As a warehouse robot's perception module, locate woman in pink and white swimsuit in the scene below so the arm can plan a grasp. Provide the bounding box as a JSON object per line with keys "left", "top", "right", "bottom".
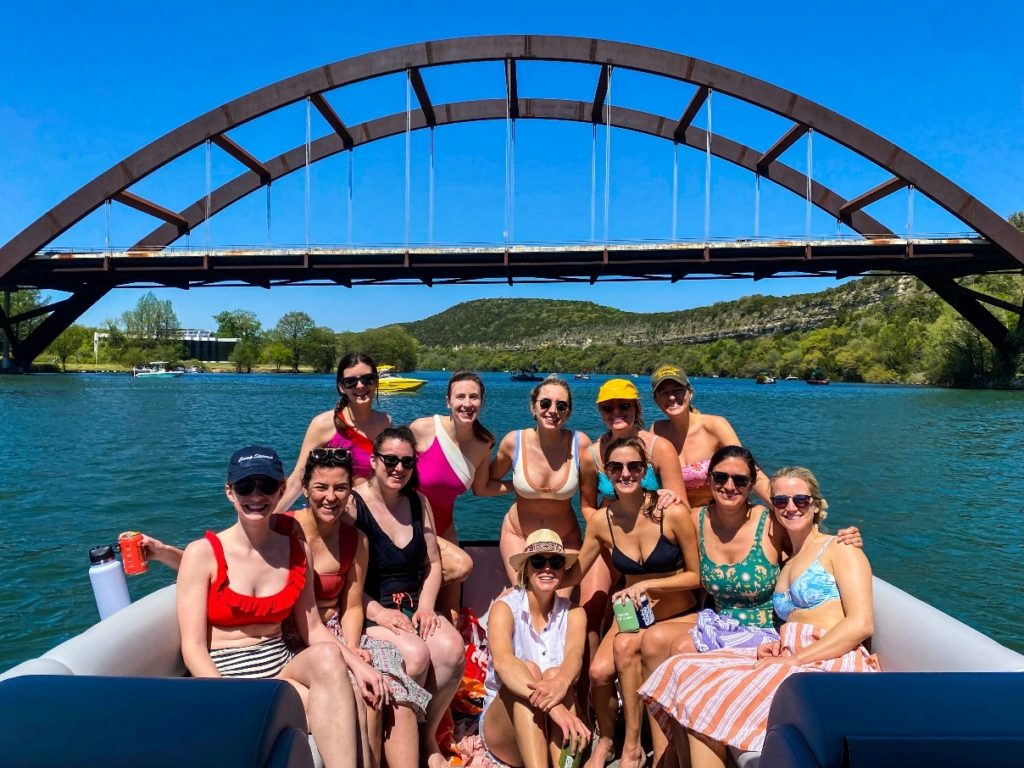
{"left": 410, "top": 371, "right": 511, "bottom": 621}
{"left": 649, "top": 364, "right": 772, "bottom": 508}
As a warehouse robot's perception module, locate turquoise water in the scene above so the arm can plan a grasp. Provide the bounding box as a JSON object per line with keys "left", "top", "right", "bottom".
{"left": 1, "top": 371, "right": 1022, "bottom": 670}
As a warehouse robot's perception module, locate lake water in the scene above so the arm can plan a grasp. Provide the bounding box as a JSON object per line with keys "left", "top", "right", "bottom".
{"left": 1, "top": 371, "right": 1021, "bottom": 670}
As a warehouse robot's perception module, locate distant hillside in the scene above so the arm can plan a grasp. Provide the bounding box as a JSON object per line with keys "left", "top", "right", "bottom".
{"left": 382, "top": 273, "right": 1023, "bottom": 386}
{"left": 394, "top": 277, "right": 916, "bottom": 350}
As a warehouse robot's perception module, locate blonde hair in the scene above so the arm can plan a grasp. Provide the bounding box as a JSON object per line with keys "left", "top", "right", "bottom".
{"left": 771, "top": 466, "right": 829, "bottom": 524}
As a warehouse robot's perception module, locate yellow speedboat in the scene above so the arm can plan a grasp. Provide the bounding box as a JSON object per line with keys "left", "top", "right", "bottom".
{"left": 376, "top": 365, "right": 427, "bottom": 393}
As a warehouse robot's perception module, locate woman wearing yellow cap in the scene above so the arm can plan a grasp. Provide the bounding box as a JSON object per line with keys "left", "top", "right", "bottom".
{"left": 577, "top": 379, "right": 688, "bottom": 702}
{"left": 649, "top": 364, "right": 772, "bottom": 508}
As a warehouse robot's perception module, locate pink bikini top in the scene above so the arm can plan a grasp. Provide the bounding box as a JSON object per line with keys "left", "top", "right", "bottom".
{"left": 682, "top": 458, "right": 711, "bottom": 490}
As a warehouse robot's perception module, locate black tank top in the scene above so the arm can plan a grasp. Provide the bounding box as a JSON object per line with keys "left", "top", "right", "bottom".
{"left": 354, "top": 490, "right": 427, "bottom": 610}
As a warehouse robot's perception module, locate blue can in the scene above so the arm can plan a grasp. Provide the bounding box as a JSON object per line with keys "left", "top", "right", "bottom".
{"left": 637, "top": 594, "right": 656, "bottom": 628}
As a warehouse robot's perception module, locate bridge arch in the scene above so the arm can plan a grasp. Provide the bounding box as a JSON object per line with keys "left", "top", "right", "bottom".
{"left": 2, "top": 35, "right": 1022, "bottom": 369}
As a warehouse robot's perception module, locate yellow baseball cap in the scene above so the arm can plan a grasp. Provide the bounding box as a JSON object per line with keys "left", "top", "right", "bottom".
{"left": 596, "top": 378, "right": 640, "bottom": 403}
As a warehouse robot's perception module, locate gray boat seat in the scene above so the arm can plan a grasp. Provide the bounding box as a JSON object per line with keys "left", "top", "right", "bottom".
{"left": 0, "top": 674, "right": 314, "bottom": 768}
{"left": 758, "top": 672, "right": 1024, "bottom": 767}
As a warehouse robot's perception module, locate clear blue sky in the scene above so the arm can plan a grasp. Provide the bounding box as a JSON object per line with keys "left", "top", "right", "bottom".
{"left": 2, "top": 1, "right": 1021, "bottom": 332}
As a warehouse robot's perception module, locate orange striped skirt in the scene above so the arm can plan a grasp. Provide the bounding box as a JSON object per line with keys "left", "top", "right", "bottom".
{"left": 638, "top": 621, "right": 880, "bottom": 752}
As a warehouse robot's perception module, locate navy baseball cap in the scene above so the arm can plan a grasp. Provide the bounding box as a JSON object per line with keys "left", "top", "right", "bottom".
{"left": 227, "top": 445, "right": 285, "bottom": 484}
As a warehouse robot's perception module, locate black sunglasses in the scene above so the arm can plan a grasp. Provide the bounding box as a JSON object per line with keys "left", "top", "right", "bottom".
{"left": 309, "top": 447, "right": 352, "bottom": 464}
{"left": 233, "top": 476, "right": 281, "bottom": 496}
{"left": 341, "top": 373, "right": 378, "bottom": 389}
{"left": 710, "top": 471, "right": 752, "bottom": 489}
{"left": 599, "top": 402, "right": 633, "bottom": 415}
{"left": 771, "top": 494, "right": 815, "bottom": 510}
{"left": 529, "top": 554, "right": 566, "bottom": 570}
{"left": 537, "top": 398, "right": 570, "bottom": 413}
{"left": 375, "top": 453, "right": 417, "bottom": 470}
{"left": 605, "top": 460, "right": 645, "bottom": 475}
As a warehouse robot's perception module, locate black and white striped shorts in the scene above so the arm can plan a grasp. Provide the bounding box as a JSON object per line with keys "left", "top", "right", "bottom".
{"left": 209, "top": 636, "right": 294, "bottom": 678}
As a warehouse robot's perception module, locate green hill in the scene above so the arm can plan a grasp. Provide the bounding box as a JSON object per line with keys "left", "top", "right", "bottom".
{"left": 387, "top": 274, "right": 1023, "bottom": 387}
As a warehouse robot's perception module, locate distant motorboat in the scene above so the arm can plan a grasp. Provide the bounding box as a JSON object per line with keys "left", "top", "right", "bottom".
{"left": 376, "top": 365, "right": 427, "bottom": 393}
{"left": 755, "top": 372, "right": 777, "bottom": 384}
{"left": 510, "top": 365, "right": 544, "bottom": 382}
{"left": 806, "top": 370, "right": 831, "bottom": 385}
{"left": 131, "top": 362, "right": 182, "bottom": 379}
{"left": 784, "top": 375, "right": 800, "bottom": 381}
{"left": 574, "top": 372, "right": 591, "bottom": 380}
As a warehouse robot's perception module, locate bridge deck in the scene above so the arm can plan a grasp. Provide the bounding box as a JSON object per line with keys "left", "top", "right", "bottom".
{"left": 6, "top": 238, "right": 1014, "bottom": 291}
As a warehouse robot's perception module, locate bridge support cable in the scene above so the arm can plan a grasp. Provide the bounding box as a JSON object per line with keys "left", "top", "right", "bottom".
{"left": 305, "top": 97, "right": 313, "bottom": 250}
{"left": 428, "top": 127, "right": 435, "bottom": 245}
{"left": 590, "top": 124, "right": 597, "bottom": 242}
{"left": 103, "top": 198, "right": 111, "bottom": 256}
{"left": 754, "top": 173, "right": 761, "bottom": 238}
{"left": 266, "top": 183, "right": 272, "bottom": 244}
{"left": 906, "top": 185, "right": 915, "bottom": 239}
{"left": 671, "top": 143, "right": 679, "bottom": 241}
{"left": 806, "top": 129, "right": 813, "bottom": 239}
{"left": 704, "top": 89, "right": 712, "bottom": 243}
{"left": 204, "top": 140, "right": 213, "bottom": 251}
{"left": 604, "top": 65, "right": 612, "bottom": 244}
{"left": 347, "top": 151, "right": 354, "bottom": 245}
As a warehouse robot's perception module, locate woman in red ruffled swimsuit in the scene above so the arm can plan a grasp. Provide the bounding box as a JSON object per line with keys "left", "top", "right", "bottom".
{"left": 276, "top": 352, "right": 392, "bottom": 514}
{"left": 177, "top": 445, "right": 384, "bottom": 768}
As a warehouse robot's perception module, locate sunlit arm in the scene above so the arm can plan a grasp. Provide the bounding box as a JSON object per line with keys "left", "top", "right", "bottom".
{"left": 175, "top": 539, "right": 221, "bottom": 678}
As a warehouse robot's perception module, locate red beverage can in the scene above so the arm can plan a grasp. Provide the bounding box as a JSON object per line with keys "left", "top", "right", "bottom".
{"left": 118, "top": 531, "right": 148, "bottom": 576}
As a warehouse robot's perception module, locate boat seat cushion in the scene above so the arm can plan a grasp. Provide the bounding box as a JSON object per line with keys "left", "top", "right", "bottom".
{"left": 0, "top": 675, "right": 313, "bottom": 768}
{"left": 760, "top": 672, "right": 1024, "bottom": 768}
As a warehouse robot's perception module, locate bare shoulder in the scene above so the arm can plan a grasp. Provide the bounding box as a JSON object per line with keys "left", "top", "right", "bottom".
{"left": 308, "top": 409, "right": 338, "bottom": 438}
{"left": 567, "top": 604, "right": 587, "bottom": 624}
{"left": 827, "top": 535, "right": 871, "bottom": 571}
{"left": 408, "top": 415, "right": 436, "bottom": 445}
{"left": 575, "top": 430, "right": 593, "bottom": 449}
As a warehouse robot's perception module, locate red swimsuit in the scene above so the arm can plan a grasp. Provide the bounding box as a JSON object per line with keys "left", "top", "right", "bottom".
{"left": 205, "top": 531, "right": 307, "bottom": 627}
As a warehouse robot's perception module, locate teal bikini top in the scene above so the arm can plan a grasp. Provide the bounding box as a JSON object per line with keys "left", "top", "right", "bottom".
{"left": 772, "top": 537, "right": 841, "bottom": 621}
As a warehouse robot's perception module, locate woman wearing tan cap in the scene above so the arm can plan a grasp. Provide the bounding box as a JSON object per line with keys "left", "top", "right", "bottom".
{"left": 649, "top": 364, "right": 772, "bottom": 508}
{"left": 481, "top": 529, "right": 591, "bottom": 768}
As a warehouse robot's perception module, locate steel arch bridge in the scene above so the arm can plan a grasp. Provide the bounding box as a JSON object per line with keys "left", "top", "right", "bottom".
{"left": 1, "top": 35, "right": 1022, "bottom": 371}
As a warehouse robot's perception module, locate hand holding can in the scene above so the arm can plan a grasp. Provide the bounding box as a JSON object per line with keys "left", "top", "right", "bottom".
{"left": 118, "top": 531, "right": 148, "bottom": 576}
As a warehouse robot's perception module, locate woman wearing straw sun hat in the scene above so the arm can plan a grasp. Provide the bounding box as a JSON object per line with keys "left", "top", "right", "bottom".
{"left": 480, "top": 529, "right": 592, "bottom": 768}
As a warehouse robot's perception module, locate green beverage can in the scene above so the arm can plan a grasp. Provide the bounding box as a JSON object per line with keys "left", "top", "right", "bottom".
{"left": 613, "top": 595, "right": 640, "bottom": 633}
{"left": 558, "top": 744, "right": 579, "bottom": 768}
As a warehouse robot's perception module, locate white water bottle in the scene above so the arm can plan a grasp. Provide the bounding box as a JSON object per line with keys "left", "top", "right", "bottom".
{"left": 89, "top": 545, "right": 131, "bottom": 619}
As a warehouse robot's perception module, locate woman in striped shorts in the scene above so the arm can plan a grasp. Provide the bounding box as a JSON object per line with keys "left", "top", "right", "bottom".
{"left": 639, "top": 466, "right": 880, "bottom": 768}
{"left": 177, "top": 445, "right": 386, "bottom": 768}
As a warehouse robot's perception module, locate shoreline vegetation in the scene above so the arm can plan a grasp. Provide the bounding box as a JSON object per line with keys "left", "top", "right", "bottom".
{"left": 12, "top": 272, "right": 1024, "bottom": 389}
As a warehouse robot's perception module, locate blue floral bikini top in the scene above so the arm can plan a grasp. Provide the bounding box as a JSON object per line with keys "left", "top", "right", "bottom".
{"left": 772, "top": 537, "right": 841, "bottom": 621}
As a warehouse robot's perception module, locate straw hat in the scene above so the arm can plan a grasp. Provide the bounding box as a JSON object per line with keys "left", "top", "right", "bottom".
{"left": 508, "top": 528, "right": 579, "bottom": 573}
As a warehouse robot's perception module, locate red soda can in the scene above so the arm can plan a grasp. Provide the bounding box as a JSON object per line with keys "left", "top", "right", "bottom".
{"left": 118, "top": 531, "right": 148, "bottom": 576}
